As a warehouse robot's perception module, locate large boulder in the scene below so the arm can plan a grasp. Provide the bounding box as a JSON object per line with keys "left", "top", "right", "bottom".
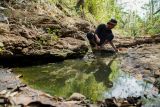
{"left": 69, "top": 93, "right": 86, "bottom": 101}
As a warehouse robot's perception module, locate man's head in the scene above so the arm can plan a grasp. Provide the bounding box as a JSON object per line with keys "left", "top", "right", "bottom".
{"left": 107, "top": 19, "right": 117, "bottom": 29}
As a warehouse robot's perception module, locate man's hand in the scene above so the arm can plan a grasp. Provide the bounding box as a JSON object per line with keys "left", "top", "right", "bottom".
{"left": 109, "top": 41, "right": 118, "bottom": 53}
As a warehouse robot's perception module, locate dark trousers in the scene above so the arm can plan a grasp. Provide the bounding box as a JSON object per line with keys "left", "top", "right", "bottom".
{"left": 86, "top": 32, "right": 97, "bottom": 47}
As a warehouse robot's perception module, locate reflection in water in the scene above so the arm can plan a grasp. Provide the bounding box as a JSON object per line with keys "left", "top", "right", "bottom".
{"left": 105, "top": 71, "right": 155, "bottom": 98}
{"left": 13, "top": 55, "right": 158, "bottom": 102}
{"left": 13, "top": 57, "right": 116, "bottom": 101}
{"left": 93, "top": 56, "right": 117, "bottom": 87}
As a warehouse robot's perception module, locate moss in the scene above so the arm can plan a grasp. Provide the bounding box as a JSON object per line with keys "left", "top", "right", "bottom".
{"left": 46, "top": 28, "right": 59, "bottom": 41}
{"left": 51, "top": 35, "right": 59, "bottom": 41}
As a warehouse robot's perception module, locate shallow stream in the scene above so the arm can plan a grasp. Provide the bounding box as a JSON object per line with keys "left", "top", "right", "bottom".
{"left": 13, "top": 51, "right": 160, "bottom": 105}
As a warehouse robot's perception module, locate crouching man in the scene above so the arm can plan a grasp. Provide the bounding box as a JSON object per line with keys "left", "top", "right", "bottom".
{"left": 87, "top": 19, "right": 118, "bottom": 52}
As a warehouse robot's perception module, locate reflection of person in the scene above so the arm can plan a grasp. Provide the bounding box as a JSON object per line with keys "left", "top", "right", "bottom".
{"left": 87, "top": 19, "right": 118, "bottom": 52}
{"left": 93, "top": 56, "right": 118, "bottom": 87}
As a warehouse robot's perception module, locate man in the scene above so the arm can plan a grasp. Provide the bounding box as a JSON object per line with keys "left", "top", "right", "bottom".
{"left": 87, "top": 19, "right": 118, "bottom": 52}
{"left": 76, "top": 0, "right": 85, "bottom": 18}
{"left": 76, "top": 0, "right": 85, "bottom": 11}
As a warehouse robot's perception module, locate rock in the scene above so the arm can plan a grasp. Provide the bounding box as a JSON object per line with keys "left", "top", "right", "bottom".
{"left": 0, "top": 6, "right": 7, "bottom": 10}
{"left": 104, "top": 98, "right": 118, "bottom": 107}
{"left": 142, "top": 70, "right": 151, "bottom": 75}
{"left": 74, "top": 19, "right": 95, "bottom": 33}
{"left": 69, "top": 93, "right": 86, "bottom": 101}
{"left": 154, "top": 77, "right": 160, "bottom": 89}
{"left": 0, "top": 69, "right": 21, "bottom": 91}
{"left": 154, "top": 70, "right": 160, "bottom": 77}
{"left": 0, "top": 69, "right": 58, "bottom": 106}
{"left": 10, "top": 87, "right": 57, "bottom": 106}
{"left": 144, "top": 77, "right": 156, "bottom": 84}
{"left": 27, "top": 101, "right": 55, "bottom": 107}
{"left": 58, "top": 37, "right": 87, "bottom": 50}
{"left": 22, "top": 48, "right": 28, "bottom": 54}
{"left": 0, "top": 23, "right": 9, "bottom": 34}
{"left": 0, "top": 13, "right": 8, "bottom": 22}
{"left": 0, "top": 50, "right": 13, "bottom": 56}
{"left": 120, "top": 43, "right": 160, "bottom": 95}
{"left": 16, "top": 74, "right": 23, "bottom": 78}
{"left": 101, "top": 97, "right": 142, "bottom": 107}
{"left": 127, "top": 96, "right": 141, "bottom": 105}
{"left": 0, "top": 90, "right": 7, "bottom": 95}
{"left": 54, "top": 100, "right": 86, "bottom": 107}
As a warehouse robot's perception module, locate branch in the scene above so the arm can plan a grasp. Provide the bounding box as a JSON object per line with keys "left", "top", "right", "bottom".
{"left": 154, "top": 8, "right": 160, "bottom": 15}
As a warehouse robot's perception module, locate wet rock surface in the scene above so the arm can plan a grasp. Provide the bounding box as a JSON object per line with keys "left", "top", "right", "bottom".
{"left": 121, "top": 44, "right": 160, "bottom": 77}
{"left": 99, "top": 97, "right": 142, "bottom": 107}
{"left": 0, "top": 68, "right": 21, "bottom": 91}
{"left": 120, "top": 43, "right": 160, "bottom": 95}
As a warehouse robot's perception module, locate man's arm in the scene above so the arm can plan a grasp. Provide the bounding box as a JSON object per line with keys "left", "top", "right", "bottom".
{"left": 109, "top": 41, "right": 118, "bottom": 52}
{"left": 94, "top": 34, "right": 100, "bottom": 43}
{"left": 90, "top": 33, "right": 100, "bottom": 49}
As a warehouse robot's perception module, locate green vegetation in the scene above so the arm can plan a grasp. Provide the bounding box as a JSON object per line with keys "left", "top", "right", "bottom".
{"left": 3, "top": 0, "right": 159, "bottom": 36}
{"left": 109, "top": 60, "right": 120, "bottom": 81}
{"left": 61, "top": 73, "right": 106, "bottom": 101}
{"left": 46, "top": 0, "right": 159, "bottom": 37}
{"left": 46, "top": 28, "right": 59, "bottom": 41}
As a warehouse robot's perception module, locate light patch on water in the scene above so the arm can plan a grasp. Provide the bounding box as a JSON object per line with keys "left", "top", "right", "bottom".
{"left": 105, "top": 72, "right": 157, "bottom": 98}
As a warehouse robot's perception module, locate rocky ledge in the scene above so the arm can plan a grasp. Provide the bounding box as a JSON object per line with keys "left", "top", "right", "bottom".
{"left": 120, "top": 43, "right": 160, "bottom": 100}
{"left": 0, "top": 1, "right": 95, "bottom": 66}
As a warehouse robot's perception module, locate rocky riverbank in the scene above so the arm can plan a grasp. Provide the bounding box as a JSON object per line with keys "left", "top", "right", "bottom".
{"left": 0, "top": 0, "right": 160, "bottom": 67}
{"left": 0, "top": 0, "right": 160, "bottom": 107}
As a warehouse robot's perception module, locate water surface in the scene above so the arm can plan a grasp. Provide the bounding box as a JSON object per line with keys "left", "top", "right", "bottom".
{"left": 13, "top": 55, "right": 158, "bottom": 101}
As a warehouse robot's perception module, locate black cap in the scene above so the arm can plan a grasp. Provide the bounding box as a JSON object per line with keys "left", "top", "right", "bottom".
{"left": 107, "top": 19, "right": 117, "bottom": 25}
{"left": 110, "top": 19, "right": 117, "bottom": 23}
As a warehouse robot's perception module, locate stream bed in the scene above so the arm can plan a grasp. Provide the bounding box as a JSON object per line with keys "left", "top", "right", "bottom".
{"left": 12, "top": 44, "right": 160, "bottom": 107}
